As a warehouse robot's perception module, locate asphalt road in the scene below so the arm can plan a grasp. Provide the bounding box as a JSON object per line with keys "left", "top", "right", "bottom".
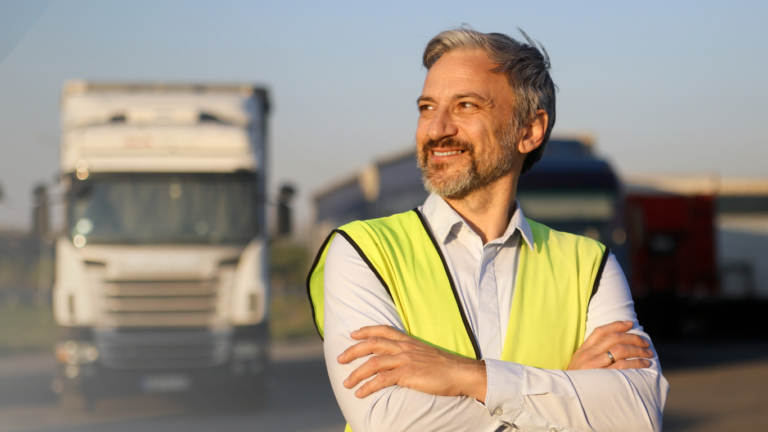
{"left": 0, "top": 339, "right": 345, "bottom": 432}
{"left": 1, "top": 339, "right": 768, "bottom": 432}
{"left": 658, "top": 339, "right": 768, "bottom": 431}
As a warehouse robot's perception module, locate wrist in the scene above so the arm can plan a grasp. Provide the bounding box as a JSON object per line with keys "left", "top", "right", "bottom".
{"left": 461, "top": 359, "right": 488, "bottom": 402}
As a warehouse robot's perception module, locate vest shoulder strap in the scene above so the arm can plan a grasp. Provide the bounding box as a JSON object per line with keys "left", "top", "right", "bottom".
{"left": 307, "top": 210, "right": 479, "bottom": 359}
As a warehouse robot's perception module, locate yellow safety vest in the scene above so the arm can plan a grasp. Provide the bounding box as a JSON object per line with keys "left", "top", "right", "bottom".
{"left": 307, "top": 209, "right": 608, "bottom": 430}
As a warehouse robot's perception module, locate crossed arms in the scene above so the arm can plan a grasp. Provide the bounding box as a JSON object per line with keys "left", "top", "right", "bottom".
{"left": 323, "top": 236, "right": 669, "bottom": 432}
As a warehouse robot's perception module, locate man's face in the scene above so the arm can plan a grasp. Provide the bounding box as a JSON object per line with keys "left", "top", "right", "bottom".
{"left": 416, "top": 49, "right": 519, "bottom": 199}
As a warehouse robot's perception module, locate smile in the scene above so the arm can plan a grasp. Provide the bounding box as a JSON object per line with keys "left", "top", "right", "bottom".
{"left": 432, "top": 150, "right": 465, "bottom": 156}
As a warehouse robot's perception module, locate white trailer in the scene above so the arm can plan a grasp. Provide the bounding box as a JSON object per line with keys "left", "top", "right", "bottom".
{"left": 52, "top": 81, "right": 271, "bottom": 408}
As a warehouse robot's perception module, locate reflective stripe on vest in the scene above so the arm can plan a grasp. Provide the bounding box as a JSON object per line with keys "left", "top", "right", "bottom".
{"left": 307, "top": 208, "right": 608, "bottom": 369}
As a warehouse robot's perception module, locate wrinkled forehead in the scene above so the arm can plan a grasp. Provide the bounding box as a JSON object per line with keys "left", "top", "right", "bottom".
{"left": 421, "top": 49, "right": 511, "bottom": 100}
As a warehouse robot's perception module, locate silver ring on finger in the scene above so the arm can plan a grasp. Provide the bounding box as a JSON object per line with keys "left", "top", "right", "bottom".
{"left": 606, "top": 350, "right": 616, "bottom": 364}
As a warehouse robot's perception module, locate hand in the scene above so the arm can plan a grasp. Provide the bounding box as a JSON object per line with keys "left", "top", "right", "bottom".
{"left": 337, "top": 325, "right": 488, "bottom": 401}
{"left": 567, "top": 321, "right": 654, "bottom": 371}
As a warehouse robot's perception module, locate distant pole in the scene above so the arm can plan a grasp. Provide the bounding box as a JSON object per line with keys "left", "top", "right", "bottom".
{"left": 277, "top": 184, "right": 296, "bottom": 238}
{"left": 33, "top": 184, "right": 52, "bottom": 310}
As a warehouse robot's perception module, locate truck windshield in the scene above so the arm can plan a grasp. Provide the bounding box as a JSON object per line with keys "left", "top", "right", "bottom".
{"left": 517, "top": 191, "right": 616, "bottom": 222}
{"left": 67, "top": 172, "right": 259, "bottom": 244}
{"left": 517, "top": 190, "right": 618, "bottom": 242}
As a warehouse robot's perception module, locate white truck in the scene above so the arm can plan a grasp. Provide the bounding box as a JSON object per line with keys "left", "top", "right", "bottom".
{"left": 51, "top": 82, "right": 272, "bottom": 408}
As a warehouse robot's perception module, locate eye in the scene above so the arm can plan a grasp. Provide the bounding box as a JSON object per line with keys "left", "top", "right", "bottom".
{"left": 459, "top": 102, "right": 476, "bottom": 109}
{"left": 418, "top": 104, "right": 435, "bottom": 112}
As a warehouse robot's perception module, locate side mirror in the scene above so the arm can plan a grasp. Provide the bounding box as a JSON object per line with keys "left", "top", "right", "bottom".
{"left": 277, "top": 184, "right": 295, "bottom": 237}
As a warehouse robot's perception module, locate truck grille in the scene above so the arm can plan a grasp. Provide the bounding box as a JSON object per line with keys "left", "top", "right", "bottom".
{"left": 95, "top": 330, "right": 230, "bottom": 369}
{"left": 99, "top": 280, "right": 221, "bottom": 328}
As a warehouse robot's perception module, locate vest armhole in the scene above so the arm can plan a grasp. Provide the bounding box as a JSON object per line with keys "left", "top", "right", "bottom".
{"left": 333, "top": 229, "right": 394, "bottom": 302}
{"left": 411, "top": 208, "right": 482, "bottom": 361}
{"left": 589, "top": 247, "right": 611, "bottom": 303}
{"left": 306, "top": 229, "right": 338, "bottom": 340}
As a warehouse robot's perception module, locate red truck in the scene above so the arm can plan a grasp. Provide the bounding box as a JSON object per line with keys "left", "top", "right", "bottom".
{"left": 625, "top": 176, "right": 768, "bottom": 339}
{"left": 625, "top": 193, "right": 718, "bottom": 338}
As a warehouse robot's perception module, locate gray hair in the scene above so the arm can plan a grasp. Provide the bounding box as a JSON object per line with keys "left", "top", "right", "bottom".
{"left": 423, "top": 27, "right": 556, "bottom": 174}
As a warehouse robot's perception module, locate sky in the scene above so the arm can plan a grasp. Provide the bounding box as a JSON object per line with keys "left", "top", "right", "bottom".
{"left": 1, "top": 0, "right": 767, "bottom": 231}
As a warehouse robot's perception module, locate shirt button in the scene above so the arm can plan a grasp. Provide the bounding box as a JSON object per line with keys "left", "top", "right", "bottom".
{"left": 493, "top": 408, "right": 503, "bottom": 416}
{"left": 549, "top": 428, "right": 557, "bottom": 432}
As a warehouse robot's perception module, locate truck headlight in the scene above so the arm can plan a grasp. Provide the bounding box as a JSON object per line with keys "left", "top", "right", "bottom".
{"left": 55, "top": 340, "right": 99, "bottom": 365}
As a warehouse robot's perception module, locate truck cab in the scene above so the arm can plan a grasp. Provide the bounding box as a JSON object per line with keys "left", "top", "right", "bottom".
{"left": 52, "top": 82, "right": 271, "bottom": 407}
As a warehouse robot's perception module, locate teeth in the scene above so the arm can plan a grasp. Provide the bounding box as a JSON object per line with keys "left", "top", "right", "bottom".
{"left": 433, "top": 150, "right": 463, "bottom": 156}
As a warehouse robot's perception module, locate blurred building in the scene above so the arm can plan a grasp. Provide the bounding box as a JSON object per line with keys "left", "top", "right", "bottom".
{"left": 312, "top": 148, "right": 428, "bottom": 247}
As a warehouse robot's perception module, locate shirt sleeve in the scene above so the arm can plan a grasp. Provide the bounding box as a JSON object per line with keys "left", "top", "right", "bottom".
{"left": 323, "top": 235, "right": 509, "bottom": 432}
{"left": 483, "top": 253, "right": 670, "bottom": 432}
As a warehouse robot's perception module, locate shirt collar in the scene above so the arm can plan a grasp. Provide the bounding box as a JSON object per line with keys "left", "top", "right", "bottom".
{"left": 421, "top": 193, "right": 534, "bottom": 251}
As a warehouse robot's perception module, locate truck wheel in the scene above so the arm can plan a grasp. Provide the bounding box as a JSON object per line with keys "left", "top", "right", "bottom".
{"left": 59, "top": 388, "right": 94, "bottom": 413}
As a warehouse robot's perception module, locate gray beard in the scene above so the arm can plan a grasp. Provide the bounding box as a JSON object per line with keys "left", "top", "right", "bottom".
{"left": 418, "top": 118, "right": 518, "bottom": 199}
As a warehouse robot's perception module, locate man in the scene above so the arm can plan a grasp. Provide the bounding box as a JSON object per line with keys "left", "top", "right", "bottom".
{"left": 308, "top": 28, "right": 668, "bottom": 432}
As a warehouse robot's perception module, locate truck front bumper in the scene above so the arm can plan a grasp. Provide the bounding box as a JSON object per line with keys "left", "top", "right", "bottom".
{"left": 53, "top": 324, "right": 269, "bottom": 398}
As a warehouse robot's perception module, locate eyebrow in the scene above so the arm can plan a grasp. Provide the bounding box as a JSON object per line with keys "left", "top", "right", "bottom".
{"left": 416, "top": 93, "right": 491, "bottom": 105}
{"left": 416, "top": 96, "right": 436, "bottom": 105}
{"left": 454, "top": 92, "right": 489, "bottom": 103}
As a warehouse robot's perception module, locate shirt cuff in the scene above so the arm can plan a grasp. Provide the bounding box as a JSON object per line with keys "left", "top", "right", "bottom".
{"left": 483, "top": 358, "right": 524, "bottom": 425}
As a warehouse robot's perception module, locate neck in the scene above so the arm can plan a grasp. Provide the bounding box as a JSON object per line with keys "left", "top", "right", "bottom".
{"left": 443, "top": 171, "right": 518, "bottom": 244}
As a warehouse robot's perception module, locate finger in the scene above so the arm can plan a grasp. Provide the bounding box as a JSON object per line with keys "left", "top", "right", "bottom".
{"left": 578, "top": 344, "right": 653, "bottom": 370}
{"left": 344, "top": 354, "right": 401, "bottom": 389}
{"left": 582, "top": 321, "right": 633, "bottom": 349}
{"left": 338, "top": 336, "right": 403, "bottom": 364}
{"left": 351, "top": 325, "right": 409, "bottom": 342}
{"left": 355, "top": 369, "right": 400, "bottom": 398}
{"left": 608, "top": 358, "right": 652, "bottom": 370}
{"left": 592, "top": 332, "right": 649, "bottom": 355}
{"left": 606, "top": 344, "right": 654, "bottom": 361}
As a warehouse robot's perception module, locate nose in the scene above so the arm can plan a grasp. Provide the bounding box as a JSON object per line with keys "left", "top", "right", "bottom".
{"left": 427, "top": 109, "right": 458, "bottom": 142}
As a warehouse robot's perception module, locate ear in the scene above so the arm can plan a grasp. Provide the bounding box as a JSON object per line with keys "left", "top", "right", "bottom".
{"left": 517, "top": 109, "right": 548, "bottom": 155}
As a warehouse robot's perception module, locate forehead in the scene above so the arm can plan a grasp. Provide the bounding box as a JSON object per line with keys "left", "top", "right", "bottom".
{"left": 421, "top": 49, "right": 511, "bottom": 99}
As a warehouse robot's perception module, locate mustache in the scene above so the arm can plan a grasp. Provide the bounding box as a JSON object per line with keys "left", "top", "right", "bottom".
{"left": 421, "top": 137, "right": 475, "bottom": 153}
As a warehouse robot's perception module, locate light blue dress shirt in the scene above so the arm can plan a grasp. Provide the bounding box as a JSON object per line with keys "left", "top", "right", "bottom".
{"left": 323, "top": 194, "right": 669, "bottom": 432}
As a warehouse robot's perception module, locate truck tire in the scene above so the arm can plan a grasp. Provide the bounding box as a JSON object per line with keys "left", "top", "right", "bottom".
{"left": 59, "top": 388, "right": 94, "bottom": 413}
